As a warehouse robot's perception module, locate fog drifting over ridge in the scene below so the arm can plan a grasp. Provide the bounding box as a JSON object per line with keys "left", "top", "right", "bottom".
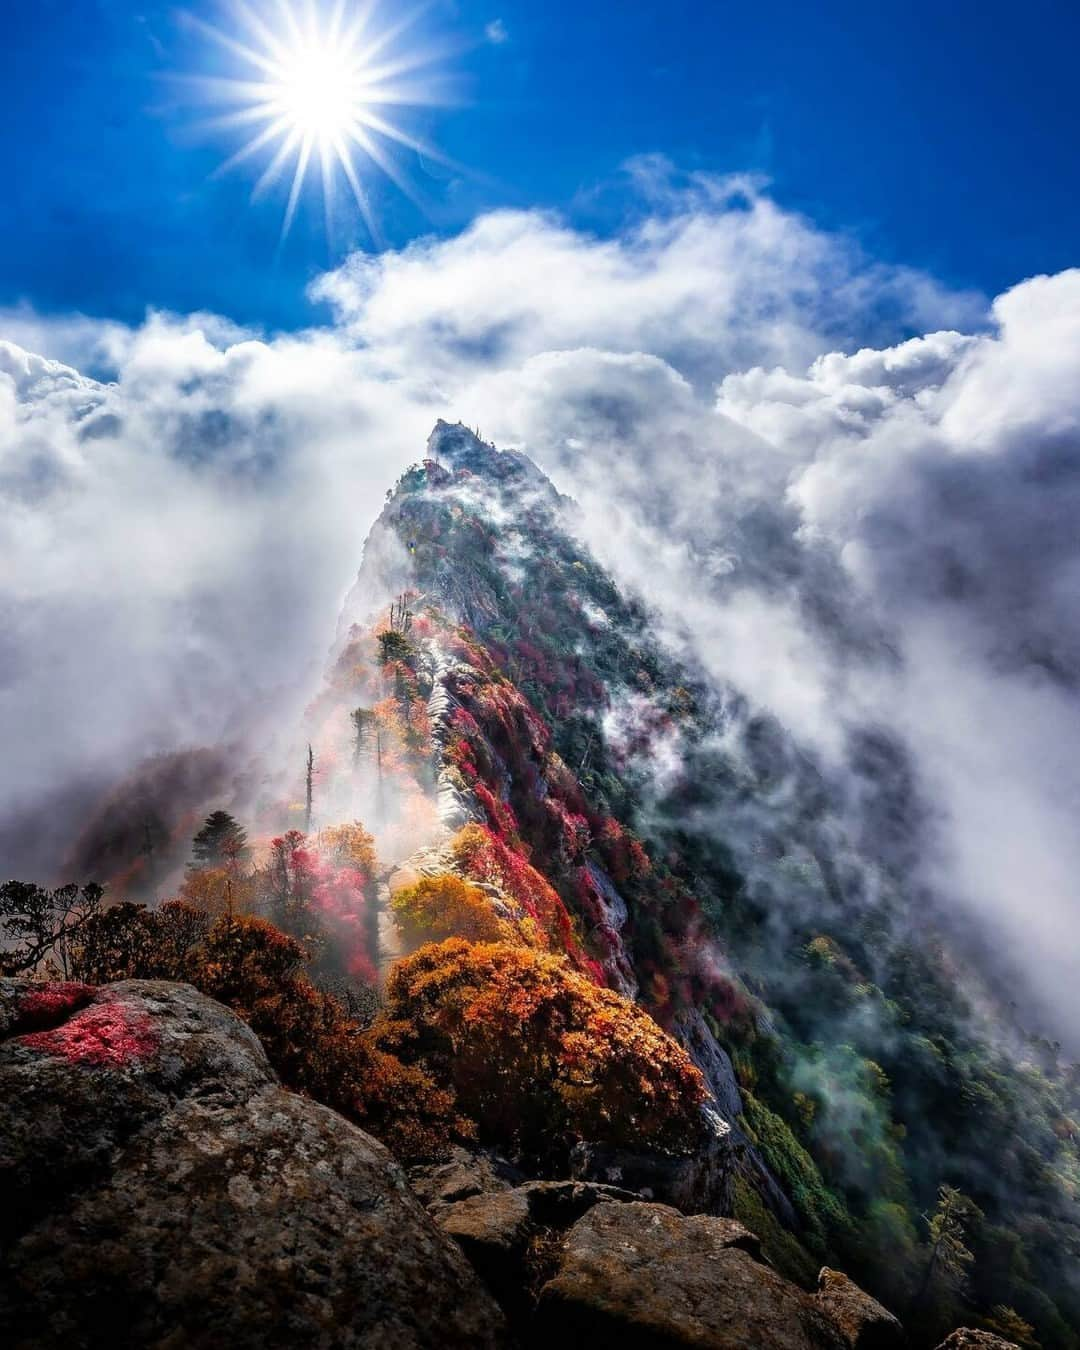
{"left": 2, "top": 164, "right": 1078, "bottom": 1040}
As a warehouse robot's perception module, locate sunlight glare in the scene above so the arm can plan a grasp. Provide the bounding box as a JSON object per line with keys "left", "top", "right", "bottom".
{"left": 186, "top": 0, "right": 457, "bottom": 245}
{"left": 275, "top": 36, "right": 367, "bottom": 143}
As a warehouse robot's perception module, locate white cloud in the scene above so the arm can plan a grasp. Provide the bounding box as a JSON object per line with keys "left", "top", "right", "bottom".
{"left": 3, "top": 170, "right": 1079, "bottom": 1040}
{"left": 485, "top": 18, "right": 509, "bottom": 44}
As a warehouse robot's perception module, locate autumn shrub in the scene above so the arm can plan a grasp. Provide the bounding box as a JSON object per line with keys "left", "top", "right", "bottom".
{"left": 451, "top": 823, "right": 584, "bottom": 962}
{"left": 381, "top": 936, "right": 708, "bottom": 1168}
{"left": 72, "top": 905, "right": 466, "bottom": 1161}
{"left": 317, "top": 821, "right": 377, "bottom": 873}
{"left": 71, "top": 900, "right": 211, "bottom": 983}
{"left": 177, "top": 866, "right": 257, "bottom": 917}
{"left": 390, "top": 873, "right": 510, "bottom": 949}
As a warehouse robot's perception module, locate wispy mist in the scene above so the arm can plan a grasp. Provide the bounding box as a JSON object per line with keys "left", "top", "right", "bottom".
{"left": 2, "top": 164, "right": 1077, "bottom": 1042}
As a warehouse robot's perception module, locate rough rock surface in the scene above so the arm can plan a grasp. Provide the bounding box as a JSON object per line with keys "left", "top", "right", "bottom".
{"left": 407, "top": 1144, "right": 523, "bottom": 1214}
{"left": 570, "top": 1103, "right": 737, "bottom": 1215}
{"left": 0, "top": 978, "right": 506, "bottom": 1350}
{"left": 432, "top": 1178, "right": 641, "bottom": 1316}
{"left": 673, "top": 1006, "right": 745, "bottom": 1125}
{"left": 535, "top": 1199, "right": 845, "bottom": 1349}
{"left": 934, "top": 1333, "right": 1021, "bottom": 1350}
{"left": 815, "top": 1268, "right": 903, "bottom": 1349}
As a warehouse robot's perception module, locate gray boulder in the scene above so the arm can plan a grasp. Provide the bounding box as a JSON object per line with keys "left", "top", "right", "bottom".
{"left": 0, "top": 978, "right": 506, "bottom": 1349}
{"left": 535, "top": 1199, "right": 845, "bottom": 1349}
{"left": 435, "top": 1178, "right": 640, "bottom": 1319}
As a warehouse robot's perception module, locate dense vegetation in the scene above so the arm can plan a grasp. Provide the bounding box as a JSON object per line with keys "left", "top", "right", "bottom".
{"left": 365, "top": 434, "right": 1080, "bottom": 1347}
{"left": 2, "top": 874, "right": 708, "bottom": 1173}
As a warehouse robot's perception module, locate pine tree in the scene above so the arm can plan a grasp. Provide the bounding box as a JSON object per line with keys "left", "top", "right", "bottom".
{"left": 191, "top": 811, "right": 249, "bottom": 869}
{"left": 913, "top": 1184, "right": 982, "bottom": 1309}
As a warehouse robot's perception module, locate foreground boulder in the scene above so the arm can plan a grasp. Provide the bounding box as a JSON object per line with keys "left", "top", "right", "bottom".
{"left": 434, "top": 1179, "right": 639, "bottom": 1318}
{"left": 535, "top": 1199, "right": 847, "bottom": 1349}
{"left": 0, "top": 978, "right": 506, "bottom": 1349}
{"left": 424, "top": 1167, "right": 906, "bottom": 1350}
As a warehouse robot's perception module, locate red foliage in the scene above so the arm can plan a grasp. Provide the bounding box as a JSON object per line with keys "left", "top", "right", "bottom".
{"left": 263, "top": 831, "right": 377, "bottom": 983}
{"left": 18, "top": 996, "right": 158, "bottom": 1068}
{"left": 593, "top": 816, "right": 651, "bottom": 885}
{"left": 452, "top": 824, "right": 602, "bottom": 980}
{"left": 548, "top": 799, "right": 591, "bottom": 864}
{"left": 473, "top": 781, "right": 521, "bottom": 842}
{"left": 15, "top": 981, "right": 95, "bottom": 1032}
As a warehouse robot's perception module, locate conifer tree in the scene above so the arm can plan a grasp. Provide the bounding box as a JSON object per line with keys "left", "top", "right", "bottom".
{"left": 191, "top": 810, "right": 249, "bottom": 869}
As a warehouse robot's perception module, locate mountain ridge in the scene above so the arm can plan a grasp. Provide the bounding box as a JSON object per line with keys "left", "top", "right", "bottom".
{"left": 3, "top": 420, "right": 1077, "bottom": 1347}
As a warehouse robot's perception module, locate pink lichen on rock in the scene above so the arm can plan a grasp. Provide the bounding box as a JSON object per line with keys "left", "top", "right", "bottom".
{"left": 15, "top": 982, "right": 96, "bottom": 1033}
{"left": 18, "top": 998, "right": 159, "bottom": 1067}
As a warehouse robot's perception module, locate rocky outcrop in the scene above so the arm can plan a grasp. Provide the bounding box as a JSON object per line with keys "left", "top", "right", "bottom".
{"left": 673, "top": 1006, "right": 745, "bottom": 1125}
{"left": 580, "top": 859, "right": 639, "bottom": 998}
{"left": 672, "top": 1005, "right": 799, "bottom": 1229}
{"left": 418, "top": 1171, "right": 904, "bottom": 1350}
{"left": 422, "top": 642, "right": 486, "bottom": 832}
{"left": 407, "top": 1144, "right": 523, "bottom": 1214}
{"left": 535, "top": 1199, "right": 846, "bottom": 1348}
{"left": 815, "top": 1268, "right": 904, "bottom": 1349}
{"left": 569, "top": 1102, "right": 738, "bottom": 1216}
{"left": 434, "top": 1179, "right": 641, "bottom": 1317}
{"left": 0, "top": 978, "right": 506, "bottom": 1349}
{"left": 934, "top": 1334, "right": 1021, "bottom": 1350}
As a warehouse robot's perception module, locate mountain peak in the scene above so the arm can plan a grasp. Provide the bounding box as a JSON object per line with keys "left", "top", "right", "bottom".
{"left": 424, "top": 419, "right": 556, "bottom": 497}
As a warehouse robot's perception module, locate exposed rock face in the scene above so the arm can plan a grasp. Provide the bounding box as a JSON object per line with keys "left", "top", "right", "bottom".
{"left": 815, "top": 1268, "right": 904, "bottom": 1349}
{"left": 535, "top": 1199, "right": 846, "bottom": 1349}
{"left": 569, "top": 1103, "right": 737, "bottom": 1216}
{"left": 673, "top": 1006, "right": 745, "bottom": 1125}
{"left": 422, "top": 643, "right": 486, "bottom": 832}
{"left": 580, "top": 859, "right": 639, "bottom": 998}
{"left": 0, "top": 978, "right": 506, "bottom": 1350}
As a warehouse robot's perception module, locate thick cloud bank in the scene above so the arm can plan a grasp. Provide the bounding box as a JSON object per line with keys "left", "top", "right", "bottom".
{"left": 2, "top": 165, "right": 1077, "bottom": 1037}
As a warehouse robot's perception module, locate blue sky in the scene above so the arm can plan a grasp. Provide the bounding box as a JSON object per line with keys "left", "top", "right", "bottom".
{"left": 3, "top": 0, "right": 1078, "bottom": 331}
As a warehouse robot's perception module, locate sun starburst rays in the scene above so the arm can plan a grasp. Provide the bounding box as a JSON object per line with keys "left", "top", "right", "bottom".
{"left": 183, "top": 0, "right": 457, "bottom": 244}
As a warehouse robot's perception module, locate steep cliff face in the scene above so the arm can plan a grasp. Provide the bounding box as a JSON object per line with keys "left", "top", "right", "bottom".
{"left": 330, "top": 421, "right": 749, "bottom": 1110}
{"left": 306, "top": 422, "right": 1080, "bottom": 1346}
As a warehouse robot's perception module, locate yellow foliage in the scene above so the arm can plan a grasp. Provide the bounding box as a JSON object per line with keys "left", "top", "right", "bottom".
{"left": 178, "top": 867, "right": 257, "bottom": 917}
{"left": 381, "top": 937, "right": 708, "bottom": 1164}
{"left": 317, "top": 821, "right": 377, "bottom": 873}
{"left": 390, "top": 873, "right": 511, "bottom": 949}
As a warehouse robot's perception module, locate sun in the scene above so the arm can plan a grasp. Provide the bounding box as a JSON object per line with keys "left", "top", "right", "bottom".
{"left": 274, "top": 33, "right": 367, "bottom": 142}
{"left": 184, "top": 0, "right": 457, "bottom": 244}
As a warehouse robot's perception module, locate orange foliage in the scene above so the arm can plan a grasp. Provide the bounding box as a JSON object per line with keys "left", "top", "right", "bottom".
{"left": 452, "top": 823, "right": 591, "bottom": 967}
{"left": 383, "top": 937, "right": 708, "bottom": 1166}
{"left": 72, "top": 906, "right": 467, "bottom": 1161}
{"left": 316, "top": 821, "right": 377, "bottom": 874}
{"left": 390, "top": 874, "right": 510, "bottom": 949}
{"left": 177, "top": 866, "right": 257, "bottom": 917}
